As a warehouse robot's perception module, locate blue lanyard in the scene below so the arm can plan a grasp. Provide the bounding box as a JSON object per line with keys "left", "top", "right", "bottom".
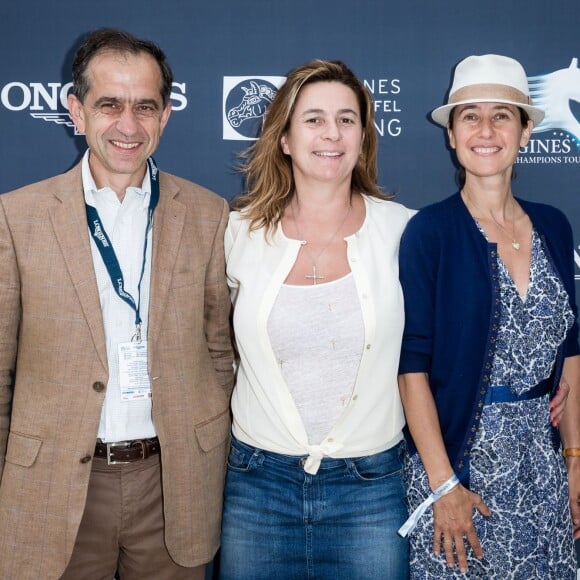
{"left": 86, "top": 157, "right": 160, "bottom": 341}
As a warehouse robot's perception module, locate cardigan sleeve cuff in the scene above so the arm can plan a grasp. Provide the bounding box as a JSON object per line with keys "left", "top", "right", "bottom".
{"left": 398, "top": 351, "right": 431, "bottom": 375}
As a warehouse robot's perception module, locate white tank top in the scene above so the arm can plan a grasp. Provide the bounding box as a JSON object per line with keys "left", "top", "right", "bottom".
{"left": 267, "top": 273, "right": 364, "bottom": 444}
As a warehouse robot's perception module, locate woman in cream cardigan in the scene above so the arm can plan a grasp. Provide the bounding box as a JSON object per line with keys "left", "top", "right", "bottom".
{"left": 219, "top": 59, "right": 414, "bottom": 579}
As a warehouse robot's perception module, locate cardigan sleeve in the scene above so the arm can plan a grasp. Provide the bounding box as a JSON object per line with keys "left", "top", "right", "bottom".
{"left": 529, "top": 201, "right": 580, "bottom": 358}
{"left": 555, "top": 210, "right": 580, "bottom": 358}
{"left": 224, "top": 211, "right": 243, "bottom": 303}
{"left": 398, "top": 209, "right": 439, "bottom": 374}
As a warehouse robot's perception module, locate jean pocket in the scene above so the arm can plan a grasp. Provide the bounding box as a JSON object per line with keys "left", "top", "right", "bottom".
{"left": 227, "top": 441, "right": 261, "bottom": 473}
{"left": 348, "top": 445, "right": 404, "bottom": 482}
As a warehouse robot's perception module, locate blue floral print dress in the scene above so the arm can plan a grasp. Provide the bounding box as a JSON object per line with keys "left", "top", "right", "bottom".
{"left": 405, "top": 229, "right": 576, "bottom": 579}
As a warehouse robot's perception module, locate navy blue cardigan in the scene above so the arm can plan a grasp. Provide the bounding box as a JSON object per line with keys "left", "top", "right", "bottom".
{"left": 398, "top": 193, "right": 580, "bottom": 482}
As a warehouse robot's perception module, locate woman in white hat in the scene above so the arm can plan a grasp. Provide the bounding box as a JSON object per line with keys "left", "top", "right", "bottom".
{"left": 397, "top": 54, "right": 579, "bottom": 578}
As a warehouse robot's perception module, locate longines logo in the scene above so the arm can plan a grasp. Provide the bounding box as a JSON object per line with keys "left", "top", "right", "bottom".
{"left": 363, "top": 77, "right": 402, "bottom": 137}
{"left": 223, "top": 76, "right": 285, "bottom": 141}
{"left": 0, "top": 81, "right": 188, "bottom": 134}
{"left": 223, "top": 75, "right": 404, "bottom": 141}
{"left": 518, "top": 58, "right": 580, "bottom": 165}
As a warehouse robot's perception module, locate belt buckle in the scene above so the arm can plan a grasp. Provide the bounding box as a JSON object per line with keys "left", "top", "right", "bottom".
{"left": 106, "top": 441, "right": 134, "bottom": 465}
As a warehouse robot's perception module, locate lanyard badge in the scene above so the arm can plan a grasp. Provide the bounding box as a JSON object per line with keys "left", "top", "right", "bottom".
{"left": 86, "top": 157, "right": 160, "bottom": 401}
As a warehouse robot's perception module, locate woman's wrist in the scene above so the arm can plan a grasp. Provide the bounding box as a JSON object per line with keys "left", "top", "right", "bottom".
{"left": 398, "top": 473, "right": 460, "bottom": 538}
{"left": 428, "top": 471, "right": 457, "bottom": 492}
{"left": 562, "top": 448, "right": 580, "bottom": 458}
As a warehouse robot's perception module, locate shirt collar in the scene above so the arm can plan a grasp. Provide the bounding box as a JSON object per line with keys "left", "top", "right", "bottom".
{"left": 81, "top": 149, "right": 151, "bottom": 208}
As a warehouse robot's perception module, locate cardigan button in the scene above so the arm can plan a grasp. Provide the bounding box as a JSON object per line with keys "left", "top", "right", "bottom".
{"left": 80, "top": 454, "right": 92, "bottom": 464}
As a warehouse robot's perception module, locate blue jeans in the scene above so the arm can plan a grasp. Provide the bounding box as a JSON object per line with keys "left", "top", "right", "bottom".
{"left": 219, "top": 437, "right": 409, "bottom": 579}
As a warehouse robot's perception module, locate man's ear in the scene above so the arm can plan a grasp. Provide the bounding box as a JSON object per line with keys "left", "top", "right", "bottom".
{"left": 67, "top": 94, "right": 86, "bottom": 135}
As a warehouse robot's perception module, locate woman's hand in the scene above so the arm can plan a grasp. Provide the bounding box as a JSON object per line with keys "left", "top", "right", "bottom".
{"left": 549, "top": 380, "right": 569, "bottom": 427}
{"left": 565, "top": 456, "right": 580, "bottom": 539}
{"left": 432, "top": 484, "right": 491, "bottom": 573}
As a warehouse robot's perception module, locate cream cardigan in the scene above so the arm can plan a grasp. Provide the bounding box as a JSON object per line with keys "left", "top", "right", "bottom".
{"left": 225, "top": 196, "right": 414, "bottom": 474}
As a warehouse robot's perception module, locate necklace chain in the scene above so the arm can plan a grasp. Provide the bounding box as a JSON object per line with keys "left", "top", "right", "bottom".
{"left": 290, "top": 202, "right": 352, "bottom": 284}
{"left": 463, "top": 190, "right": 521, "bottom": 251}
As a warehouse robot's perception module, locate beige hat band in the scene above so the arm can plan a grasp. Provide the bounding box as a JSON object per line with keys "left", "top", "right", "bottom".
{"left": 448, "top": 83, "right": 531, "bottom": 106}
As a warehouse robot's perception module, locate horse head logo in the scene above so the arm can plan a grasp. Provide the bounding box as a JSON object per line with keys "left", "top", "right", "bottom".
{"left": 227, "top": 80, "right": 277, "bottom": 129}
{"left": 529, "top": 58, "right": 580, "bottom": 143}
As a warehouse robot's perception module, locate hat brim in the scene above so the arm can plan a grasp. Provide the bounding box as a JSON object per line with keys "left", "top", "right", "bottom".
{"left": 431, "top": 98, "right": 545, "bottom": 127}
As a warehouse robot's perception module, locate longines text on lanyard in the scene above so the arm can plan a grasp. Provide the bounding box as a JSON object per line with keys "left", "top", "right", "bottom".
{"left": 86, "top": 157, "right": 159, "bottom": 343}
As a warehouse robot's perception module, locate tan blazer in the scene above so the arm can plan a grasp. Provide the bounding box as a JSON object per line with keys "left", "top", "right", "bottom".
{"left": 0, "top": 162, "right": 234, "bottom": 580}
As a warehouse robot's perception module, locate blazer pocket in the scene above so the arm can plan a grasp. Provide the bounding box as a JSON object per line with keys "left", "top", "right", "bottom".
{"left": 5, "top": 432, "right": 43, "bottom": 467}
{"left": 194, "top": 409, "right": 231, "bottom": 453}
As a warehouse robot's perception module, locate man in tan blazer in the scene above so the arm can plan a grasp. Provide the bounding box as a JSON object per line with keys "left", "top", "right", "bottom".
{"left": 0, "top": 29, "right": 234, "bottom": 579}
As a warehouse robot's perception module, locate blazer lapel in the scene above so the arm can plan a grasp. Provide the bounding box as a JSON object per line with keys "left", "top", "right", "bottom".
{"left": 48, "top": 164, "right": 108, "bottom": 372}
{"left": 147, "top": 174, "right": 186, "bottom": 352}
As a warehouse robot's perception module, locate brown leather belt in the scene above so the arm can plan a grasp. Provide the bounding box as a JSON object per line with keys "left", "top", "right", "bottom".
{"left": 94, "top": 437, "right": 160, "bottom": 465}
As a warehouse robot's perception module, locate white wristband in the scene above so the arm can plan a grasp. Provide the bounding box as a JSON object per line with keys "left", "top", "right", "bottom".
{"left": 398, "top": 473, "right": 460, "bottom": 537}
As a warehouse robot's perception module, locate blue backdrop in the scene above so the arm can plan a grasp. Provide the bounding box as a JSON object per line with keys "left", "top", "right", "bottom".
{"left": 1, "top": 0, "right": 579, "bottom": 571}
{"left": 1, "top": 2, "right": 578, "bottom": 304}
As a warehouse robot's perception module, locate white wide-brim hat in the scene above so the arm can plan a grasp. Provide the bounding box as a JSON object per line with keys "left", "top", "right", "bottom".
{"left": 431, "top": 54, "right": 545, "bottom": 126}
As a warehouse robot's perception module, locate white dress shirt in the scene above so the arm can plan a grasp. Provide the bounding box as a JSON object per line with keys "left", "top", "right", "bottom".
{"left": 226, "top": 196, "right": 415, "bottom": 473}
{"left": 81, "top": 150, "right": 156, "bottom": 442}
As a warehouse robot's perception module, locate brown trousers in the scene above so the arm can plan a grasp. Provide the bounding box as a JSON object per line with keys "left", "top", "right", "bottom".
{"left": 60, "top": 453, "right": 205, "bottom": 580}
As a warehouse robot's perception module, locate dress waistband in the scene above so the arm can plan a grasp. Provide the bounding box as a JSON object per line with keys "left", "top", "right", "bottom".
{"left": 484, "top": 378, "right": 551, "bottom": 405}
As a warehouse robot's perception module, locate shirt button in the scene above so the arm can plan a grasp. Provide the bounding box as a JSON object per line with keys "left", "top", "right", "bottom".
{"left": 92, "top": 381, "right": 105, "bottom": 392}
{"left": 327, "top": 437, "right": 334, "bottom": 443}
{"left": 365, "top": 344, "right": 371, "bottom": 350}
{"left": 352, "top": 395, "right": 358, "bottom": 400}
{"left": 80, "top": 455, "right": 92, "bottom": 464}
